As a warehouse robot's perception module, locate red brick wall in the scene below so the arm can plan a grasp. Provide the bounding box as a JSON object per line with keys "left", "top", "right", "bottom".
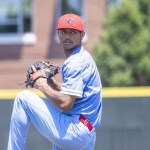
{"left": 0, "top": 0, "right": 106, "bottom": 89}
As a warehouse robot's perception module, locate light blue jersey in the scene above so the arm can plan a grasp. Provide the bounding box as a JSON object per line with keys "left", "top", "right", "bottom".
{"left": 61, "top": 46, "right": 102, "bottom": 128}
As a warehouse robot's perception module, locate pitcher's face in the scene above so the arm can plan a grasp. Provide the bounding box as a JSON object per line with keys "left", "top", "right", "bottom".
{"left": 58, "top": 28, "right": 85, "bottom": 50}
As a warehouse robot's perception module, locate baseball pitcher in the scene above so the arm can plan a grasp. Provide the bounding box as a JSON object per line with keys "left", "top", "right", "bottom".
{"left": 7, "top": 13, "right": 102, "bottom": 150}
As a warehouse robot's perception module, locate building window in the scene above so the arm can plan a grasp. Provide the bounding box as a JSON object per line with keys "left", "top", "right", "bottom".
{"left": 107, "top": 0, "right": 123, "bottom": 6}
{"left": 55, "top": 0, "right": 87, "bottom": 43}
{"left": 0, "top": 0, "right": 36, "bottom": 45}
{"left": 61, "top": 0, "right": 83, "bottom": 16}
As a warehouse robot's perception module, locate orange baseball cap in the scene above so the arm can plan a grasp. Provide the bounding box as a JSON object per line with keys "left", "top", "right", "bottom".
{"left": 56, "top": 13, "right": 84, "bottom": 32}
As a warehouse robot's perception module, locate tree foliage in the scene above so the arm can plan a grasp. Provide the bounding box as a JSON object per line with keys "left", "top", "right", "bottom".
{"left": 94, "top": 0, "right": 150, "bottom": 87}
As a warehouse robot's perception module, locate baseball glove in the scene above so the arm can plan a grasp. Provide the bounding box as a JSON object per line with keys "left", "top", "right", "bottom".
{"left": 25, "top": 61, "right": 60, "bottom": 87}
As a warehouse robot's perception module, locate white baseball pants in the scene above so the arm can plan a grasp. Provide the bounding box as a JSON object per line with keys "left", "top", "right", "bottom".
{"left": 7, "top": 90, "right": 96, "bottom": 150}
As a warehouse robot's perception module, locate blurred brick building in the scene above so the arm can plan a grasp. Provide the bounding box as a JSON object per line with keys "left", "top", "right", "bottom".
{"left": 0, "top": 0, "right": 106, "bottom": 89}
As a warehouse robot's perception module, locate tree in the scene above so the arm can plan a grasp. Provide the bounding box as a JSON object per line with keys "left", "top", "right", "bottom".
{"left": 94, "top": 0, "right": 150, "bottom": 87}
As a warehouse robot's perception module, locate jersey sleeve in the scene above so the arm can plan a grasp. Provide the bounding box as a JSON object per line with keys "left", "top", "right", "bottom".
{"left": 60, "top": 62, "right": 84, "bottom": 98}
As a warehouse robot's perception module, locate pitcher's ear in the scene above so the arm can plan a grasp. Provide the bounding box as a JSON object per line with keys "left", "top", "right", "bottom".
{"left": 81, "top": 32, "right": 85, "bottom": 38}
{"left": 57, "top": 30, "right": 60, "bottom": 39}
